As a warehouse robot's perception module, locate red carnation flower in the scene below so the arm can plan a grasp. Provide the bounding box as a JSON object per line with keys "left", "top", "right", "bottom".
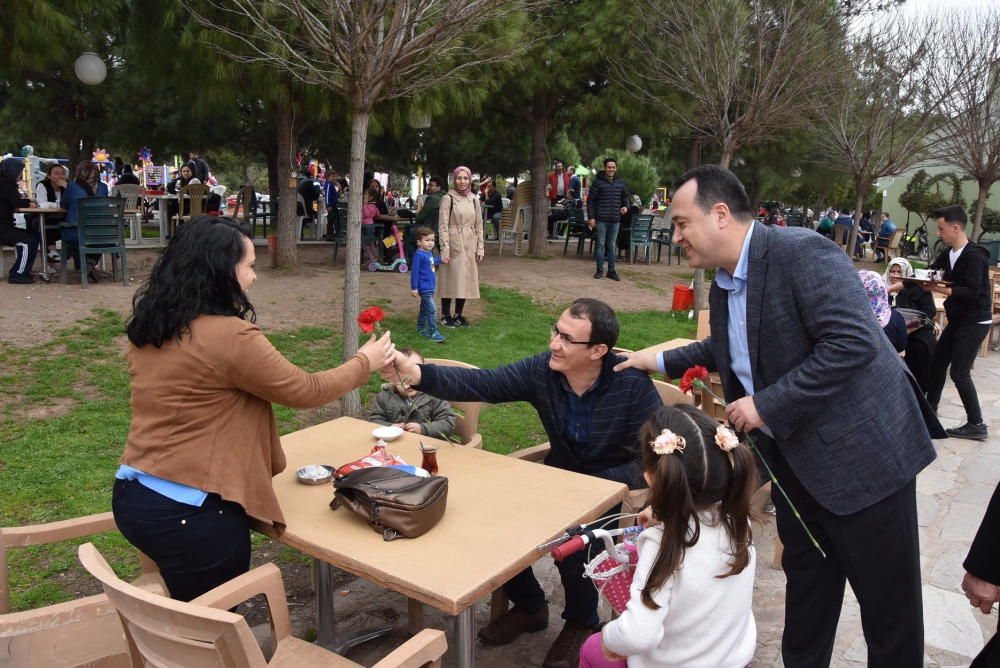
{"left": 357, "top": 306, "right": 386, "bottom": 334}
{"left": 679, "top": 365, "right": 709, "bottom": 394}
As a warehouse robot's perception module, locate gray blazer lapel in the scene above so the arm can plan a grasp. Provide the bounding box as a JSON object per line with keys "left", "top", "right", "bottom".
{"left": 745, "top": 222, "right": 768, "bottom": 380}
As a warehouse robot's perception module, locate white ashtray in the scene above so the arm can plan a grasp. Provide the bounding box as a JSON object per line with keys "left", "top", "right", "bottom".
{"left": 372, "top": 426, "right": 404, "bottom": 441}
{"left": 296, "top": 464, "right": 335, "bottom": 485}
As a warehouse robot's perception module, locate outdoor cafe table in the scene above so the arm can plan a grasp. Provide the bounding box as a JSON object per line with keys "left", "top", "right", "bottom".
{"left": 14, "top": 208, "right": 65, "bottom": 278}
{"left": 637, "top": 337, "right": 697, "bottom": 357}
{"left": 250, "top": 416, "right": 628, "bottom": 668}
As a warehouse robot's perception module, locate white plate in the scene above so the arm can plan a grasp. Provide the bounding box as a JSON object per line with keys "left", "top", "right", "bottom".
{"left": 372, "top": 426, "right": 404, "bottom": 441}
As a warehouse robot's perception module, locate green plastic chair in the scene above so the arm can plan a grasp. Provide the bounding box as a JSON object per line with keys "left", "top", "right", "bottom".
{"left": 628, "top": 214, "right": 656, "bottom": 264}
{"left": 61, "top": 197, "right": 130, "bottom": 288}
{"left": 653, "top": 224, "right": 682, "bottom": 264}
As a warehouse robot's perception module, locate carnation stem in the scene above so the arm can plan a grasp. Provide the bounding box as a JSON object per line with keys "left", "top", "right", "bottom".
{"left": 692, "top": 378, "right": 827, "bottom": 559}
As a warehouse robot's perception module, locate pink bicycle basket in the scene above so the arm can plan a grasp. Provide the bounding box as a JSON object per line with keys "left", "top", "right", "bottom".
{"left": 584, "top": 543, "right": 638, "bottom": 615}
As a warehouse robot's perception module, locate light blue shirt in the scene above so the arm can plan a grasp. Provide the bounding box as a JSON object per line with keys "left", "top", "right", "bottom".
{"left": 661, "top": 224, "right": 772, "bottom": 436}
{"left": 116, "top": 465, "right": 208, "bottom": 507}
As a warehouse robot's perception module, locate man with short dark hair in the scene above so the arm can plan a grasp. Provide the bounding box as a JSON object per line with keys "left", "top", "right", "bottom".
{"left": 548, "top": 160, "right": 570, "bottom": 204}
{"left": 586, "top": 158, "right": 630, "bottom": 281}
{"left": 615, "top": 164, "right": 943, "bottom": 667}
{"left": 387, "top": 298, "right": 662, "bottom": 668}
{"left": 925, "top": 204, "right": 992, "bottom": 441}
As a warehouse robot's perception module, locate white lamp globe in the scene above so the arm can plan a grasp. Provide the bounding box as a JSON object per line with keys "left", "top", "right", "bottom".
{"left": 409, "top": 109, "right": 431, "bottom": 129}
{"left": 626, "top": 135, "right": 642, "bottom": 153}
{"left": 791, "top": 167, "right": 802, "bottom": 178}
{"left": 75, "top": 52, "right": 107, "bottom": 85}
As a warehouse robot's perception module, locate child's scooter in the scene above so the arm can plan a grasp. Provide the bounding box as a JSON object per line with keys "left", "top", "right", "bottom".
{"left": 368, "top": 221, "right": 409, "bottom": 273}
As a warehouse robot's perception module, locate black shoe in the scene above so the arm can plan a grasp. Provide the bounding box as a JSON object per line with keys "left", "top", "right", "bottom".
{"left": 594, "top": 270, "right": 603, "bottom": 279}
{"left": 441, "top": 316, "right": 457, "bottom": 328}
{"left": 607, "top": 271, "right": 620, "bottom": 281}
{"left": 477, "top": 604, "right": 549, "bottom": 645}
{"left": 542, "top": 621, "right": 594, "bottom": 668}
{"left": 946, "top": 422, "right": 989, "bottom": 441}
{"left": 7, "top": 273, "right": 35, "bottom": 284}
{"left": 454, "top": 315, "right": 471, "bottom": 327}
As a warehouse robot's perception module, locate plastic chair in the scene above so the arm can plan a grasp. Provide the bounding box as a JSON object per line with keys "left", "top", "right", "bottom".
{"left": 60, "top": 197, "right": 130, "bottom": 288}
{"left": 171, "top": 183, "right": 210, "bottom": 237}
{"left": 422, "top": 358, "right": 483, "bottom": 449}
{"left": 831, "top": 223, "right": 852, "bottom": 251}
{"left": 231, "top": 186, "right": 256, "bottom": 233}
{"left": 628, "top": 214, "right": 655, "bottom": 264}
{"left": 562, "top": 208, "right": 592, "bottom": 256}
{"left": 653, "top": 224, "right": 682, "bottom": 264}
{"left": 112, "top": 184, "right": 143, "bottom": 244}
{"left": 78, "top": 543, "right": 447, "bottom": 668}
{"left": 297, "top": 194, "right": 319, "bottom": 241}
{"left": 0, "top": 513, "right": 165, "bottom": 668}
{"left": 497, "top": 181, "right": 531, "bottom": 254}
{"left": 874, "top": 228, "right": 905, "bottom": 262}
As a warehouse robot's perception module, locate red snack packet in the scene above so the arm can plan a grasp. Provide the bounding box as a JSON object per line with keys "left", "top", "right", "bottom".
{"left": 335, "top": 442, "right": 406, "bottom": 479}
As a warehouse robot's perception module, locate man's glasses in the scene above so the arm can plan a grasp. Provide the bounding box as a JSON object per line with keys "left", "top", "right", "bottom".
{"left": 550, "top": 323, "right": 594, "bottom": 346}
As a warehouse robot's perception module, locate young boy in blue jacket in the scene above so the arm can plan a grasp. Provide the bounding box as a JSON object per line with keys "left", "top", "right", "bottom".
{"left": 411, "top": 226, "right": 445, "bottom": 342}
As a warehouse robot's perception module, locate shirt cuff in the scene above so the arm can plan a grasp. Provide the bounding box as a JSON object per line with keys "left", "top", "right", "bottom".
{"left": 656, "top": 352, "right": 666, "bottom": 375}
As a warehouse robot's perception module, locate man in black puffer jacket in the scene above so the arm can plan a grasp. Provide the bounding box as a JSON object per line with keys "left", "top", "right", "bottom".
{"left": 925, "top": 204, "right": 994, "bottom": 441}
{"left": 586, "top": 157, "right": 630, "bottom": 281}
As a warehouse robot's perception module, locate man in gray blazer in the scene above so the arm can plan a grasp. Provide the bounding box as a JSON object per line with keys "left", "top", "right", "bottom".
{"left": 616, "top": 165, "right": 944, "bottom": 667}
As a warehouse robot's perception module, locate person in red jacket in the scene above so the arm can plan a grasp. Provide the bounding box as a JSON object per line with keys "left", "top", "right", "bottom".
{"left": 548, "top": 160, "right": 571, "bottom": 204}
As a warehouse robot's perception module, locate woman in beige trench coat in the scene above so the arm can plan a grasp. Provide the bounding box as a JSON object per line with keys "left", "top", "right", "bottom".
{"left": 438, "top": 166, "right": 485, "bottom": 328}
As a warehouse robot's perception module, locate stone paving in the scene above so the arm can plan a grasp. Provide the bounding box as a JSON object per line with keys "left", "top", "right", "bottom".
{"left": 256, "top": 350, "right": 1000, "bottom": 667}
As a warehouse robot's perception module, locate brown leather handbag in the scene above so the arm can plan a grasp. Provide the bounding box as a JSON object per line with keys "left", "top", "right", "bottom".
{"left": 331, "top": 467, "right": 448, "bottom": 541}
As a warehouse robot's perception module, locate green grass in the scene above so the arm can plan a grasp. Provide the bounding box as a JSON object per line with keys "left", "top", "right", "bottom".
{"left": 0, "top": 286, "right": 694, "bottom": 611}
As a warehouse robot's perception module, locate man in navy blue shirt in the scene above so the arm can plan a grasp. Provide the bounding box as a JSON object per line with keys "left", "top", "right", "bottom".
{"left": 387, "top": 298, "right": 662, "bottom": 668}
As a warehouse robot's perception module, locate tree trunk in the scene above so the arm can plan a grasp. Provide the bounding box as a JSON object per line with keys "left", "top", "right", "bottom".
{"left": 686, "top": 135, "right": 702, "bottom": 169}
{"left": 814, "top": 183, "right": 828, "bottom": 222}
{"left": 973, "top": 179, "right": 989, "bottom": 242}
{"left": 846, "top": 181, "right": 866, "bottom": 259}
{"left": 748, "top": 164, "right": 762, "bottom": 213}
{"left": 263, "top": 139, "right": 278, "bottom": 198}
{"left": 275, "top": 100, "right": 298, "bottom": 267}
{"left": 528, "top": 119, "right": 549, "bottom": 256}
{"left": 341, "top": 106, "right": 372, "bottom": 417}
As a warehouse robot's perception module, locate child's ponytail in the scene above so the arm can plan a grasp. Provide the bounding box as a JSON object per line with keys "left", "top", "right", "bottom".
{"left": 717, "top": 442, "right": 757, "bottom": 577}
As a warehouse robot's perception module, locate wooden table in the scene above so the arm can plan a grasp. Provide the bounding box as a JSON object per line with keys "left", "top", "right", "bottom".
{"left": 636, "top": 337, "right": 697, "bottom": 356}
{"left": 14, "top": 208, "right": 66, "bottom": 277}
{"left": 254, "top": 417, "right": 628, "bottom": 667}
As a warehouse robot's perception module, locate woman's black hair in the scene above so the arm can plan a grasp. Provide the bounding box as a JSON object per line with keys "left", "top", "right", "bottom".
{"left": 126, "top": 216, "right": 255, "bottom": 348}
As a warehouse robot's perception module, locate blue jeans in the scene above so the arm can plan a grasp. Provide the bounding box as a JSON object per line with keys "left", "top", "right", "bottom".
{"left": 502, "top": 503, "right": 621, "bottom": 628}
{"left": 112, "top": 478, "right": 251, "bottom": 602}
{"left": 417, "top": 291, "right": 438, "bottom": 334}
{"left": 595, "top": 221, "right": 619, "bottom": 272}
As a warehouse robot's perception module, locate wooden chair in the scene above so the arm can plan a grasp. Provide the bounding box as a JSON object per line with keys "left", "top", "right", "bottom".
{"left": 653, "top": 224, "right": 682, "bottom": 265}
{"left": 874, "top": 228, "right": 905, "bottom": 262}
{"left": 498, "top": 181, "right": 531, "bottom": 256}
{"left": 980, "top": 267, "right": 1000, "bottom": 356}
{"left": 627, "top": 214, "right": 656, "bottom": 264}
{"left": 112, "top": 184, "right": 142, "bottom": 244}
{"left": 231, "top": 186, "right": 256, "bottom": 234}
{"left": 423, "top": 358, "right": 483, "bottom": 449}
{"left": 61, "top": 197, "right": 130, "bottom": 288}
{"left": 171, "top": 183, "right": 210, "bottom": 238}
{"left": 78, "top": 543, "right": 447, "bottom": 668}
{"left": 0, "top": 513, "right": 165, "bottom": 668}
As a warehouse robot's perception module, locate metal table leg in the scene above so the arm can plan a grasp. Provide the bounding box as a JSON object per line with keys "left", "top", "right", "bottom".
{"left": 454, "top": 607, "right": 475, "bottom": 668}
{"left": 312, "top": 558, "right": 393, "bottom": 655}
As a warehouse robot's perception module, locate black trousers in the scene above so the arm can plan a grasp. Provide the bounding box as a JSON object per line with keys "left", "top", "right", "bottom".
{"left": 770, "top": 443, "right": 923, "bottom": 667}
{"left": 973, "top": 618, "right": 1000, "bottom": 667}
{"left": 927, "top": 322, "right": 990, "bottom": 424}
{"left": 0, "top": 225, "right": 39, "bottom": 278}
{"left": 112, "top": 478, "right": 251, "bottom": 602}
{"left": 503, "top": 503, "right": 621, "bottom": 629}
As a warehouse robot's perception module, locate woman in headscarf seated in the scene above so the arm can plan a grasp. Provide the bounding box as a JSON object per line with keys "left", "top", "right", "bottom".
{"left": 884, "top": 258, "right": 938, "bottom": 392}
{"left": 859, "top": 269, "right": 907, "bottom": 353}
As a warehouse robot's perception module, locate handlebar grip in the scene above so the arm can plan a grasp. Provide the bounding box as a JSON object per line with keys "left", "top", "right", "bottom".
{"left": 551, "top": 535, "right": 587, "bottom": 562}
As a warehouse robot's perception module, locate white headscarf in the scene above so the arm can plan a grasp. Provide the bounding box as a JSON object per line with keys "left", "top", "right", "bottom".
{"left": 883, "top": 257, "right": 913, "bottom": 286}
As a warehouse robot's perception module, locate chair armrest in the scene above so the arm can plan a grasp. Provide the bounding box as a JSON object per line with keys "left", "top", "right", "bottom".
{"left": 508, "top": 443, "right": 550, "bottom": 462}
{"left": 190, "top": 563, "right": 291, "bottom": 653}
{"left": 2, "top": 512, "right": 117, "bottom": 548}
{"left": 465, "top": 433, "right": 483, "bottom": 450}
{"left": 372, "top": 628, "right": 448, "bottom": 668}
